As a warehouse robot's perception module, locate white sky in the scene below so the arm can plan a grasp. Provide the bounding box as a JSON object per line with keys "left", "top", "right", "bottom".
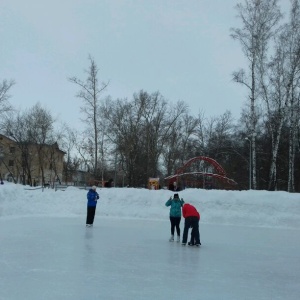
{"left": 0, "top": 0, "right": 289, "bottom": 127}
{"left": 0, "top": 0, "right": 291, "bottom": 130}
{"left": 1, "top": 183, "right": 300, "bottom": 299}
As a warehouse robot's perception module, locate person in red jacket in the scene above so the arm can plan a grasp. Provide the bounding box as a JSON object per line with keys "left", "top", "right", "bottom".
{"left": 182, "top": 203, "right": 201, "bottom": 246}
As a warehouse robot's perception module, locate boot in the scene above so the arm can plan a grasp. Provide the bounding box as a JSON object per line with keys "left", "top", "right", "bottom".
{"left": 169, "top": 235, "right": 174, "bottom": 242}
{"left": 176, "top": 235, "right": 180, "bottom": 242}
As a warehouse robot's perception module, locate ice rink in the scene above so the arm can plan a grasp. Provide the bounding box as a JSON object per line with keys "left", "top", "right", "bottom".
{"left": 1, "top": 217, "right": 299, "bottom": 300}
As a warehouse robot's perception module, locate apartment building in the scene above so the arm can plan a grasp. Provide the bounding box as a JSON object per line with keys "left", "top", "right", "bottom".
{"left": 0, "top": 134, "right": 65, "bottom": 186}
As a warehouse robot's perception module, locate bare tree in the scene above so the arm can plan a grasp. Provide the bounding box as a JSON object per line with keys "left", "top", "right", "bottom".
{"left": 260, "top": 35, "right": 287, "bottom": 190}
{"left": 69, "top": 55, "right": 109, "bottom": 178}
{"left": 3, "top": 112, "right": 34, "bottom": 185}
{"left": 231, "top": 0, "right": 282, "bottom": 189}
{"left": 285, "top": 0, "right": 300, "bottom": 192}
{"left": 259, "top": 0, "right": 300, "bottom": 191}
{"left": 205, "top": 111, "right": 234, "bottom": 158}
{"left": 59, "top": 125, "right": 82, "bottom": 184}
{"left": 103, "top": 91, "right": 187, "bottom": 186}
{"left": 161, "top": 112, "right": 200, "bottom": 185}
{"left": 0, "top": 79, "right": 15, "bottom": 129}
{"left": 26, "top": 104, "right": 55, "bottom": 185}
{"left": 137, "top": 92, "right": 188, "bottom": 181}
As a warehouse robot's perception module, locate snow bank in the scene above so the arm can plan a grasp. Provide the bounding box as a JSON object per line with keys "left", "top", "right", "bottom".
{"left": 1, "top": 182, "right": 299, "bottom": 229}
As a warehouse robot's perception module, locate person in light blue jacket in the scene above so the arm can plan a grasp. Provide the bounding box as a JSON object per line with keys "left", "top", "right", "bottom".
{"left": 86, "top": 185, "right": 99, "bottom": 227}
{"left": 165, "top": 193, "right": 184, "bottom": 242}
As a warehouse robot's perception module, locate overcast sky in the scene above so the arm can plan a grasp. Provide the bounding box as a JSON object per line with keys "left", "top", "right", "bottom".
{"left": 0, "top": 0, "right": 290, "bottom": 130}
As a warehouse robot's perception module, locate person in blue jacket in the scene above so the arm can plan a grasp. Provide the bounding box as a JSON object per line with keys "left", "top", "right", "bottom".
{"left": 165, "top": 193, "right": 184, "bottom": 242}
{"left": 86, "top": 185, "right": 100, "bottom": 227}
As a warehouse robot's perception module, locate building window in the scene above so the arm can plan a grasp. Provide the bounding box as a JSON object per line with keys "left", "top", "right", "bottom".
{"left": 8, "top": 160, "right": 14, "bottom": 166}
{"left": 10, "top": 147, "right": 16, "bottom": 154}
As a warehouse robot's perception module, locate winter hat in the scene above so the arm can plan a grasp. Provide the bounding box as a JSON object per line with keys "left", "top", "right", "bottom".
{"left": 92, "top": 185, "right": 97, "bottom": 190}
{"left": 174, "top": 193, "right": 179, "bottom": 198}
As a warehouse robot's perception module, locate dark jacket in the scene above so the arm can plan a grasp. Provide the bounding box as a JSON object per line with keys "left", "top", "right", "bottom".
{"left": 87, "top": 189, "right": 99, "bottom": 207}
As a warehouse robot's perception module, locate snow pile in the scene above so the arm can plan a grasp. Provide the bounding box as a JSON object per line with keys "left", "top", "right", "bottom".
{"left": 0, "top": 182, "right": 299, "bottom": 229}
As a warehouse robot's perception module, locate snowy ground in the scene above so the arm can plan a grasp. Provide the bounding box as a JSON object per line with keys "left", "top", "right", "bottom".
{"left": 0, "top": 183, "right": 300, "bottom": 300}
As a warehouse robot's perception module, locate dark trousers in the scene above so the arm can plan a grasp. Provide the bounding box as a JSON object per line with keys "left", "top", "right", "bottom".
{"left": 182, "top": 216, "right": 200, "bottom": 244}
{"left": 170, "top": 216, "right": 181, "bottom": 236}
{"left": 86, "top": 206, "right": 96, "bottom": 225}
{"left": 190, "top": 220, "right": 201, "bottom": 244}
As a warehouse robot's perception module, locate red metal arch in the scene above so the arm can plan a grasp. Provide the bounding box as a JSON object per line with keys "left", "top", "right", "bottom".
{"left": 164, "top": 156, "right": 237, "bottom": 188}
{"left": 165, "top": 172, "right": 237, "bottom": 186}
{"left": 176, "top": 156, "right": 226, "bottom": 177}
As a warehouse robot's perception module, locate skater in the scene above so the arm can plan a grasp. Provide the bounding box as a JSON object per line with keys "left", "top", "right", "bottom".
{"left": 86, "top": 185, "right": 100, "bottom": 227}
{"left": 165, "top": 193, "right": 184, "bottom": 242}
{"left": 181, "top": 203, "right": 201, "bottom": 246}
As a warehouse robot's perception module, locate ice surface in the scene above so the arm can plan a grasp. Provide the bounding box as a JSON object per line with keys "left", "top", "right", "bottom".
{"left": 1, "top": 182, "right": 300, "bottom": 299}
{"left": 1, "top": 216, "right": 299, "bottom": 300}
